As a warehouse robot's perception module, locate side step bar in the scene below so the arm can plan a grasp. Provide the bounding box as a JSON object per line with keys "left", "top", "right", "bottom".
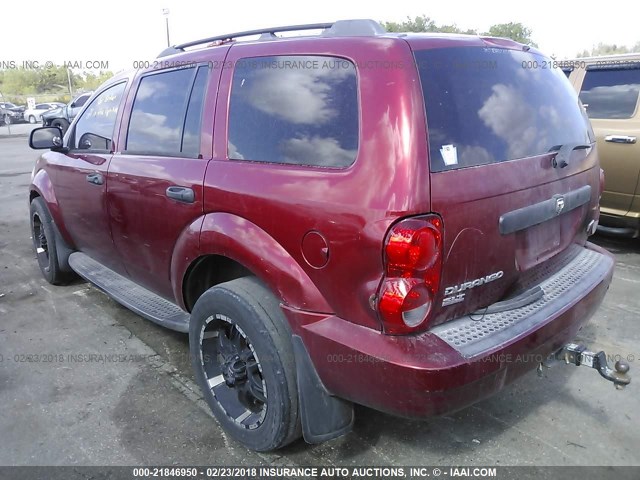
{"left": 68, "top": 252, "right": 190, "bottom": 333}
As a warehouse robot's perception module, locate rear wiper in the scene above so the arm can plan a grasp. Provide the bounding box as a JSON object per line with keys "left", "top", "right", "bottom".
{"left": 548, "top": 143, "right": 591, "bottom": 169}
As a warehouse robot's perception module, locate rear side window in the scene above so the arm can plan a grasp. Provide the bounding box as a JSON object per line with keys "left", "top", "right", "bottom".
{"left": 126, "top": 66, "right": 208, "bottom": 157}
{"left": 415, "top": 48, "right": 592, "bottom": 172}
{"left": 579, "top": 65, "right": 640, "bottom": 119}
{"left": 228, "top": 55, "right": 358, "bottom": 168}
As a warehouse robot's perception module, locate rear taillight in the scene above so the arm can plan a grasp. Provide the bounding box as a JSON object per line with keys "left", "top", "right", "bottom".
{"left": 378, "top": 215, "right": 443, "bottom": 334}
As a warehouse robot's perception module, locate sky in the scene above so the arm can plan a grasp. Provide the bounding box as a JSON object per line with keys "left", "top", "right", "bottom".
{"left": 2, "top": 0, "right": 639, "bottom": 72}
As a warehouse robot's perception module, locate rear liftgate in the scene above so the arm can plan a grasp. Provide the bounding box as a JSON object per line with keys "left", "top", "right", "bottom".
{"left": 538, "top": 343, "right": 631, "bottom": 389}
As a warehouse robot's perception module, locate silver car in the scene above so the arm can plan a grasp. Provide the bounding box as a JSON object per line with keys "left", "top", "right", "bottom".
{"left": 23, "top": 103, "right": 65, "bottom": 124}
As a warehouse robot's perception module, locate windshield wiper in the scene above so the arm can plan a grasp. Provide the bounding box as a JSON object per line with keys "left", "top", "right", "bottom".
{"left": 548, "top": 143, "right": 591, "bottom": 169}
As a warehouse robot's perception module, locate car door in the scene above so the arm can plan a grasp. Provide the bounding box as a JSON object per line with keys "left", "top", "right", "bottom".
{"left": 34, "top": 104, "right": 50, "bottom": 121}
{"left": 577, "top": 62, "right": 640, "bottom": 216}
{"left": 53, "top": 81, "right": 129, "bottom": 273}
{"left": 107, "top": 63, "right": 215, "bottom": 300}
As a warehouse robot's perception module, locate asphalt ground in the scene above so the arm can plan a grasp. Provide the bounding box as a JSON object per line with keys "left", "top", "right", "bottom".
{"left": 1, "top": 134, "right": 639, "bottom": 471}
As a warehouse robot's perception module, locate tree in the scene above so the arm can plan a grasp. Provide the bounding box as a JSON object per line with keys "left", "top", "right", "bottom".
{"left": 577, "top": 42, "right": 640, "bottom": 57}
{"left": 382, "top": 16, "right": 537, "bottom": 46}
{"left": 483, "top": 23, "right": 537, "bottom": 47}
{"left": 382, "top": 15, "right": 477, "bottom": 35}
{"left": 78, "top": 71, "right": 114, "bottom": 90}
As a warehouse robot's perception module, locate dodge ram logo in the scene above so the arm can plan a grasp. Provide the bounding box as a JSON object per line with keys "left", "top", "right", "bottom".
{"left": 555, "top": 196, "right": 565, "bottom": 215}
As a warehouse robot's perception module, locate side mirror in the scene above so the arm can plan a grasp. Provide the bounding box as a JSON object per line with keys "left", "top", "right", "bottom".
{"left": 70, "top": 102, "right": 76, "bottom": 108}
{"left": 29, "top": 127, "right": 64, "bottom": 150}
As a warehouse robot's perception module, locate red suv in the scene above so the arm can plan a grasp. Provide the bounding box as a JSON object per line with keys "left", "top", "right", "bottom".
{"left": 28, "top": 20, "right": 622, "bottom": 451}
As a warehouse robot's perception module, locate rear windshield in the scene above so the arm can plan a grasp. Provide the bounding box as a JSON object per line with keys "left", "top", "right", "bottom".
{"left": 415, "top": 47, "right": 592, "bottom": 172}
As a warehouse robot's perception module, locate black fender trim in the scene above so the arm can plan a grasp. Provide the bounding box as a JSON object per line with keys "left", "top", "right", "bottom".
{"left": 51, "top": 219, "right": 74, "bottom": 273}
{"left": 292, "top": 335, "right": 354, "bottom": 444}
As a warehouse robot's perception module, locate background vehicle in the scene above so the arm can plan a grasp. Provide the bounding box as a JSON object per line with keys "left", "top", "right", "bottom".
{"left": 41, "top": 92, "right": 92, "bottom": 133}
{"left": 567, "top": 53, "right": 640, "bottom": 237}
{"left": 23, "top": 103, "right": 64, "bottom": 124}
{"left": 28, "top": 20, "right": 623, "bottom": 452}
{"left": 0, "top": 101, "right": 26, "bottom": 124}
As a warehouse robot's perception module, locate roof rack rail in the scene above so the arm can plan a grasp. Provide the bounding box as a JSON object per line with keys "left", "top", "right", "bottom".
{"left": 157, "top": 19, "right": 385, "bottom": 58}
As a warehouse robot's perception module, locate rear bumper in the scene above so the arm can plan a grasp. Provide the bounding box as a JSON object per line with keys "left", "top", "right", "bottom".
{"left": 286, "top": 242, "right": 614, "bottom": 418}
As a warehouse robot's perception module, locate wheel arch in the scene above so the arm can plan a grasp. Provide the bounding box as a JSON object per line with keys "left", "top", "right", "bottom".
{"left": 30, "top": 169, "right": 74, "bottom": 248}
{"left": 172, "top": 212, "right": 331, "bottom": 314}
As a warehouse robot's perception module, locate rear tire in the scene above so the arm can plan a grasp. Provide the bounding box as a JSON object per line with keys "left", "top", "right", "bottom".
{"left": 51, "top": 118, "right": 69, "bottom": 135}
{"left": 189, "top": 277, "right": 301, "bottom": 451}
{"left": 30, "top": 197, "right": 70, "bottom": 285}
{"left": 29, "top": 115, "right": 36, "bottom": 124}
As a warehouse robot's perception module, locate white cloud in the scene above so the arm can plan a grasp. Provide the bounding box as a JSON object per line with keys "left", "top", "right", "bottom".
{"left": 241, "top": 60, "right": 353, "bottom": 125}
{"left": 280, "top": 135, "right": 357, "bottom": 166}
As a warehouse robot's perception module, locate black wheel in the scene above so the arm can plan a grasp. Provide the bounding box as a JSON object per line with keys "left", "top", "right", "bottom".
{"left": 189, "top": 277, "right": 301, "bottom": 451}
{"left": 51, "top": 118, "right": 69, "bottom": 135}
{"left": 29, "top": 115, "right": 36, "bottom": 124}
{"left": 30, "top": 197, "right": 70, "bottom": 285}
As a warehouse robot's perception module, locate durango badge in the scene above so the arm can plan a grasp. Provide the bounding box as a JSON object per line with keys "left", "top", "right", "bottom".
{"left": 442, "top": 271, "right": 504, "bottom": 306}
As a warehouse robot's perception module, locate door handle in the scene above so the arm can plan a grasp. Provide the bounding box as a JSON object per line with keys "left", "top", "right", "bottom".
{"left": 166, "top": 186, "right": 195, "bottom": 203}
{"left": 86, "top": 172, "right": 104, "bottom": 185}
{"left": 605, "top": 135, "right": 636, "bottom": 144}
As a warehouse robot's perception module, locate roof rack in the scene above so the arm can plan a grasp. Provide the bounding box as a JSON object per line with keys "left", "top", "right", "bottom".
{"left": 157, "top": 19, "right": 385, "bottom": 58}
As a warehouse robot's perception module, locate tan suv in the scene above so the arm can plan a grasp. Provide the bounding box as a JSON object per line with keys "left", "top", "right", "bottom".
{"left": 567, "top": 54, "right": 640, "bottom": 237}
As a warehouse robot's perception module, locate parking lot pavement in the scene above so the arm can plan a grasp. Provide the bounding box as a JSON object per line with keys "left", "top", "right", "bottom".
{"left": 1, "top": 135, "right": 639, "bottom": 468}
{"left": 0, "top": 123, "right": 38, "bottom": 138}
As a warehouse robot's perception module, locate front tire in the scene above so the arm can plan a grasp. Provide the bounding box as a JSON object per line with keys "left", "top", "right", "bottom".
{"left": 51, "top": 118, "right": 69, "bottom": 135}
{"left": 189, "top": 277, "right": 301, "bottom": 451}
{"left": 29, "top": 115, "right": 36, "bottom": 124}
{"left": 30, "top": 197, "right": 70, "bottom": 285}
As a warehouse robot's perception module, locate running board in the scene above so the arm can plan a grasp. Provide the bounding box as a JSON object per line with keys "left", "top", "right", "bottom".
{"left": 68, "top": 252, "right": 190, "bottom": 333}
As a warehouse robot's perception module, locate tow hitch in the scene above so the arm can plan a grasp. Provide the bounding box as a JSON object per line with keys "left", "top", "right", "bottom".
{"left": 538, "top": 343, "right": 631, "bottom": 389}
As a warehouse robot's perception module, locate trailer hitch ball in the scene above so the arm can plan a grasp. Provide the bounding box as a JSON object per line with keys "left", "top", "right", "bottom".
{"left": 560, "top": 343, "right": 631, "bottom": 389}
{"left": 615, "top": 360, "right": 630, "bottom": 374}
{"left": 613, "top": 360, "right": 631, "bottom": 390}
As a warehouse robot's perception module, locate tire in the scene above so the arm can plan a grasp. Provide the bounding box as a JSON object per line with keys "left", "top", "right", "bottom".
{"left": 189, "top": 277, "right": 301, "bottom": 451}
{"left": 29, "top": 197, "right": 71, "bottom": 285}
{"left": 3, "top": 114, "right": 11, "bottom": 125}
{"left": 29, "top": 115, "right": 36, "bottom": 124}
{"left": 51, "top": 118, "right": 69, "bottom": 135}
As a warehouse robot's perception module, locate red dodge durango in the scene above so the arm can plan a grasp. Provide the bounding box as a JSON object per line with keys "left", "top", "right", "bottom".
{"left": 28, "top": 19, "right": 626, "bottom": 451}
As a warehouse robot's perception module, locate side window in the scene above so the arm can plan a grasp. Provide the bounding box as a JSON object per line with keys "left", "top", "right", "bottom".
{"left": 126, "top": 66, "right": 208, "bottom": 157}
{"left": 73, "top": 83, "right": 126, "bottom": 151}
{"left": 580, "top": 66, "right": 640, "bottom": 119}
{"left": 228, "top": 55, "right": 359, "bottom": 168}
{"left": 74, "top": 94, "right": 90, "bottom": 108}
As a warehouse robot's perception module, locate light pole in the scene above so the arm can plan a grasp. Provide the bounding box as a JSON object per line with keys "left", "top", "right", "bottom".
{"left": 66, "top": 68, "right": 73, "bottom": 96}
{"left": 162, "top": 8, "right": 171, "bottom": 47}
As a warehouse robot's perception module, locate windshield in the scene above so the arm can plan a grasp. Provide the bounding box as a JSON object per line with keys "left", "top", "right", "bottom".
{"left": 414, "top": 47, "right": 592, "bottom": 172}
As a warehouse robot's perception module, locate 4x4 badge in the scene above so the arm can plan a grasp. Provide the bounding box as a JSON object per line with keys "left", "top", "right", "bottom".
{"left": 555, "top": 196, "right": 565, "bottom": 215}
